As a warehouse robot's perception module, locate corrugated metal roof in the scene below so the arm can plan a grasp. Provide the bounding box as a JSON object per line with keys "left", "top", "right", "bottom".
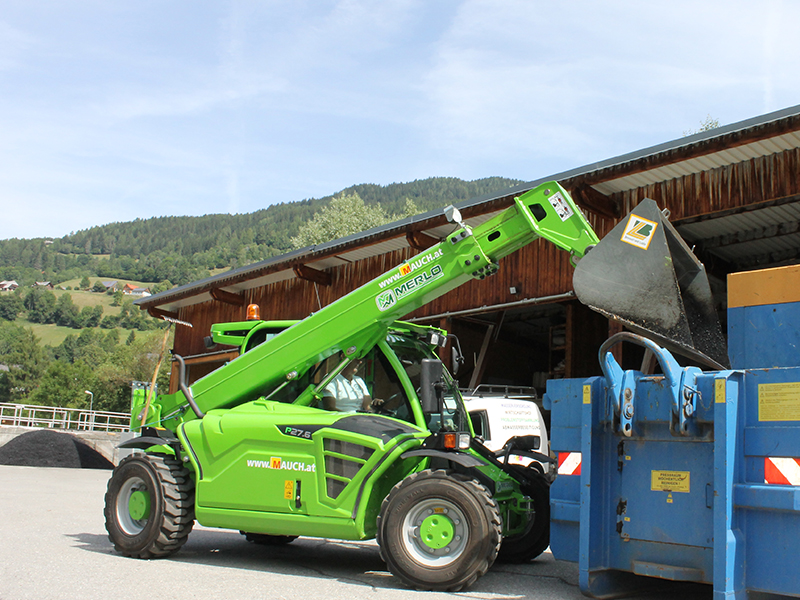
{"left": 677, "top": 202, "right": 800, "bottom": 268}
{"left": 138, "top": 103, "right": 800, "bottom": 313}
{"left": 595, "top": 130, "right": 800, "bottom": 195}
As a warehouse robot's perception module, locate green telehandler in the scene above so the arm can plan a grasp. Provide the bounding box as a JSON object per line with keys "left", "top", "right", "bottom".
{"left": 105, "top": 181, "right": 599, "bottom": 591}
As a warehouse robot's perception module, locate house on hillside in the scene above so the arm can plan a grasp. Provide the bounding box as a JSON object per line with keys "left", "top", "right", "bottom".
{"left": 129, "top": 287, "right": 151, "bottom": 298}
{"left": 0, "top": 280, "right": 19, "bottom": 292}
{"left": 33, "top": 281, "right": 53, "bottom": 289}
{"left": 102, "top": 280, "right": 119, "bottom": 292}
{"left": 121, "top": 283, "right": 151, "bottom": 297}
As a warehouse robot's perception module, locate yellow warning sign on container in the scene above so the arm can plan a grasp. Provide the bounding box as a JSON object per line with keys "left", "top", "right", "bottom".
{"left": 759, "top": 382, "right": 800, "bottom": 421}
{"left": 715, "top": 379, "right": 726, "bottom": 404}
{"left": 651, "top": 470, "right": 690, "bottom": 493}
{"left": 284, "top": 480, "right": 294, "bottom": 500}
{"left": 583, "top": 385, "right": 591, "bottom": 404}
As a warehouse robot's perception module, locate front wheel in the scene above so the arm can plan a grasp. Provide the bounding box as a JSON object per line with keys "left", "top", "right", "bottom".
{"left": 377, "top": 469, "right": 501, "bottom": 592}
{"left": 104, "top": 453, "right": 195, "bottom": 559}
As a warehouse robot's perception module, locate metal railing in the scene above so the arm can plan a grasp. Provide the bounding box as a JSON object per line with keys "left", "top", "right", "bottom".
{"left": 0, "top": 402, "right": 131, "bottom": 432}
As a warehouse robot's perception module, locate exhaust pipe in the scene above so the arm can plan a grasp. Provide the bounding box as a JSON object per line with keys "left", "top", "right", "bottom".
{"left": 573, "top": 198, "right": 729, "bottom": 369}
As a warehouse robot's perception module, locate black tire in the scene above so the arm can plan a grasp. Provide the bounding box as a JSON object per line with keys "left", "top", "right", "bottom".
{"left": 497, "top": 470, "right": 550, "bottom": 563}
{"left": 240, "top": 531, "right": 298, "bottom": 545}
{"left": 377, "top": 469, "right": 502, "bottom": 592}
{"left": 104, "top": 453, "right": 195, "bottom": 559}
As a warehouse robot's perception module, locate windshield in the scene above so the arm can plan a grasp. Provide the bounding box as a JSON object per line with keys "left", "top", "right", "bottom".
{"left": 386, "top": 332, "right": 469, "bottom": 432}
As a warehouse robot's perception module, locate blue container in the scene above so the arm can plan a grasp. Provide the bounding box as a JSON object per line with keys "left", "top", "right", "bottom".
{"left": 727, "top": 265, "right": 800, "bottom": 369}
{"left": 546, "top": 334, "right": 800, "bottom": 599}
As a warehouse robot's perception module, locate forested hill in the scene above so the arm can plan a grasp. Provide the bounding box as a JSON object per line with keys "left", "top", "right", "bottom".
{"left": 0, "top": 177, "right": 523, "bottom": 288}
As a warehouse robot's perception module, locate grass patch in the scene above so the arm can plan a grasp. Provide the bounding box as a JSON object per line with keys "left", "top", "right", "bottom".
{"left": 21, "top": 322, "right": 143, "bottom": 347}
{"left": 20, "top": 320, "right": 167, "bottom": 347}
{"left": 51, "top": 288, "right": 123, "bottom": 316}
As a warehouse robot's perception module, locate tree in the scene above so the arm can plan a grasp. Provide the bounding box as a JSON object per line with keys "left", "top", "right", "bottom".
{"left": 291, "top": 193, "right": 418, "bottom": 248}
{"left": 150, "top": 280, "right": 173, "bottom": 295}
{"left": 91, "top": 332, "right": 173, "bottom": 412}
{"left": 101, "top": 328, "right": 120, "bottom": 353}
{"left": 99, "top": 314, "right": 117, "bottom": 328}
{"left": 684, "top": 115, "right": 721, "bottom": 136}
{"left": 29, "top": 360, "right": 96, "bottom": 408}
{"left": 92, "top": 280, "right": 107, "bottom": 293}
{"left": 24, "top": 288, "right": 56, "bottom": 324}
{"left": 71, "top": 328, "right": 109, "bottom": 364}
{"left": 78, "top": 304, "right": 103, "bottom": 328}
{"left": 0, "top": 294, "right": 23, "bottom": 321}
{"left": 52, "top": 293, "right": 80, "bottom": 328}
{"left": 0, "top": 322, "right": 48, "bottom": 402}
{"left": 80, "top": 275, "right": 91, "bottom": 289}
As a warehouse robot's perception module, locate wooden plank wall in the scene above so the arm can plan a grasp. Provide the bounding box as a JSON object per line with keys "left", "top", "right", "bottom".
{"left": 175, "top": 298, "right": 241, "bottom": 357}
{"left": 614, "top": 149, "right": 800, "bottom": 217}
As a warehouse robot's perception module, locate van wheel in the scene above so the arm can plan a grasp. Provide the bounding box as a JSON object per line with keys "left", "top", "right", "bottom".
{"left": 377, "top": 469, "right": 501, "bottom": 592}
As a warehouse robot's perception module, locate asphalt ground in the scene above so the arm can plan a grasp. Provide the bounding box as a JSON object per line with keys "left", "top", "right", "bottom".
{"left": 0, "top": 465, "right": 713, "bottom": 600}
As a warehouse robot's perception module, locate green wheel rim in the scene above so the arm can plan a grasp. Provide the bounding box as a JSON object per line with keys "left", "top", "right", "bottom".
{"left": 401, "top": 498, "right": 468, "bottom": 567}
{"left": 420, "top": 513, "right": 455, "bottom": 549}
{"left": 116, "top": 476, "right": 152, "bottom": 535}
{"left": 128, "top": 489, "right": 151, "bottom": 521}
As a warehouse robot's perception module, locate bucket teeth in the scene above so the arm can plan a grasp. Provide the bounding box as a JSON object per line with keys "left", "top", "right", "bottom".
{"left": 573, "top": 199, "right": 729, "bottom": 369}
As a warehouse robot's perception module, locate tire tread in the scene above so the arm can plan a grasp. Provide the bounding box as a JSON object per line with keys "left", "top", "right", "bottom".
{"left": 104, "top": 453, "right": 195, "bottom": 559}
{"left": 377, "top": 469, "right": 501, "bottom": 592}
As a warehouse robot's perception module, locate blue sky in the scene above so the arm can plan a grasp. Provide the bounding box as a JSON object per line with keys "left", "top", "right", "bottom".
{"left": 1, "top": 0, "right": 798, "bottom": 240}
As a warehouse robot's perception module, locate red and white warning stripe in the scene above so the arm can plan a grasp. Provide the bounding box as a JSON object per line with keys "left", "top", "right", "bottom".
{"left": 765, "top": 457, "right": 800, "bottom": 486}
{"left": 558, "top": 452, "right": 582, "bottom": 476}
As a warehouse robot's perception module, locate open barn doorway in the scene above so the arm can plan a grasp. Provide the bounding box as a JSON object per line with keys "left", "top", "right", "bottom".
{"left": 446, "top": 300, "right": 610, "bottom": 398}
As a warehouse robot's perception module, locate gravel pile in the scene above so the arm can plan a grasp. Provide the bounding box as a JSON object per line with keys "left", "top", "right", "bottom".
{"left": 0, "top": 429, "right": 114, "bottom": 469}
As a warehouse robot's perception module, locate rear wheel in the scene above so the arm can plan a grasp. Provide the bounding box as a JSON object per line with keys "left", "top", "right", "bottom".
{"left": 104, "top": 453, "right": 195, "bottom": 558}
{"left": 497, "top": 469, "right": 550, "bottom": 563}
{"left": 377, "top": 469, "right": 501, "bottom": 592}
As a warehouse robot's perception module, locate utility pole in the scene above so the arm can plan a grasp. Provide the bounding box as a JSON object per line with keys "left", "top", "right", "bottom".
{"left": 85, "top": 390, "right": 94, "bottom": 429}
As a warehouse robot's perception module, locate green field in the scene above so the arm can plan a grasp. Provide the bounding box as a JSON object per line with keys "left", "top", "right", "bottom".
{"left": 22, "top": 320, "right": 165, "bottom": 347}
{"left": 21, "top": 320, "right": 164, "bottom": 346}
{"left": 15, "top": 278, "right": 159, "bottom": 346}
{"left": 53, "top": 289, "right": 122, "bottom": 312}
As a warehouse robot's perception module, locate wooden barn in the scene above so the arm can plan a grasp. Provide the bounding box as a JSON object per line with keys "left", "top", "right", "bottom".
{"left": 137, "top": 104, "right": 800, "bottom": 395}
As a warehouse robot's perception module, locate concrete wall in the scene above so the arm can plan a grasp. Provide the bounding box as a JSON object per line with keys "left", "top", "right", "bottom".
{"left": 0, "top": 426, "right": 135, "bottom": 465}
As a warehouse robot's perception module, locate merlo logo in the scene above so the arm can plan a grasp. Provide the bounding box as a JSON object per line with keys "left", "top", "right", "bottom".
{"left": 376, "top": 289, "right": 397, "bottom": 312}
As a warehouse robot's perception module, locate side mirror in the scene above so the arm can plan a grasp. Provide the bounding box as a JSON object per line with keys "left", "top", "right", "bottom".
{"left": 420, "top": 359, "right": 444, "bottom": 414}
{"left": 448, "top": 334, "right": 464, "bottom": 376}
{"left": 451, "top": 347, "right": 463, "bottom": 376}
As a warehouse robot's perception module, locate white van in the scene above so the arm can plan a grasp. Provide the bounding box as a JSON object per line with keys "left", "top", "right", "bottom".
{"left": 461, "top": 385, "right": 551, "bottom": 476}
